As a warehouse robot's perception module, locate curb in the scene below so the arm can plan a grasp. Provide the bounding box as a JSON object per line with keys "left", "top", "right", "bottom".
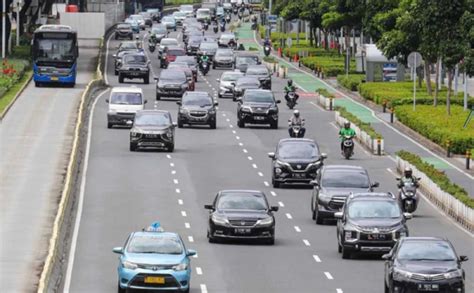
{"left": 0, "top": 71, "right": 33, "bottom": 120}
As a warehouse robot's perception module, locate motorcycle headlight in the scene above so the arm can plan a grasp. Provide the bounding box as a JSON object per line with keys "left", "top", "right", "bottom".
{"left": 212, "top": 214, "right": 229, "bottom": 226}
{"left": 444, "top": 270, "right": 462, "bottom": 279}
{"left": 405, "top": 192, "right": 414, "bottom": 197}
{"left": 122, "top": 260, "right": 138, "bottom": 270}
{"left": 256, "top": 216, "right": 273, "bottom": 226}
{"left": 173, "top": 262, "right": 188, "bottom": 271}
{"left": 344, "top": 230, "right": 358, "bottom": 242}
{"left": 393, "top": 268, "right": 413, "bottom": 280}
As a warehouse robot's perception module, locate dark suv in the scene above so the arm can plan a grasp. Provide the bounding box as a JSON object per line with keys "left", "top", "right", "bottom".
{"left": 311, "top": 165, "right": 379, "bottom": 224}
{"left": 155, "top": 69, "right": 189, "bottom": 100}
{"left": 268, "top": 138, "right": 327, "bottom": 188}
{"left": 115, "top": 23, "right": 133, "bottom": 40}
{"left": 177, "top": 92, "right": 218, "bottom": 129}
{"left": 129, "top": 110, "right": 176, "bottom": 152}
{"left": 245, "top": 65, "right": 272, "bottom": 89}
{"left": 236, "top": 89, "right": 279, "bottom": 128}
{"left": 335, "top": 193, "right": 411, "bottom": 259}
{"left": 235, "top": 53, "right": 260, "bottom": 73}
{"left": 233, "top": 77, "right": 261, "bottom": 100}
{"left": 118, "top": 53, "right": 150, "bottom": 84}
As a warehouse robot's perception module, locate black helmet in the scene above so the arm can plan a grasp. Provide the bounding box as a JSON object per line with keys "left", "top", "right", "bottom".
{"left": 404, "top": 167, "right": 413, "bottom": 177}
{"left": 344, "top": 121, "right": 350, "bottom": 128}
{"left": 288, "top": 79, "right": 293, "bottom": 86}
{"left": 293, "top": 110, "right": 300, "bottom": 118}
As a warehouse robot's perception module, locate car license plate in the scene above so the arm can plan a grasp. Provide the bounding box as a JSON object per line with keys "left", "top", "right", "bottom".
{"left": 235, "top": 228, "right": 251, "bottom": 234}
{"left": 254, "top": 116, "right": 265, "bottom": 120}
{"left": 368, "top": 234, "right": 386, "bottom": 240}
{"left": 292, "top": 173, "right": 305, "bottom": 178}
{"left": 418, "top": 284, "right": 439, "bottom": 291}
{"left": 51, "top": 76, "right": 59, "bottom": 81}
{"left": 144, "top": 276, "right": 165, "bottom": 284}
{"left": 130, "top": 72, "right": 140, "bottom": 76}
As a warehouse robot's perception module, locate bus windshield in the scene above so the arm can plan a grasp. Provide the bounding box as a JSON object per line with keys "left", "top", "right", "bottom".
{"left": 35, "top": 39, "right": 75, "bottom": 61}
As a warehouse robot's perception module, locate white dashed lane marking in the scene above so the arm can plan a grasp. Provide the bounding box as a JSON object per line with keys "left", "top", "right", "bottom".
{"left": 286, "top": 213, "right": 292, "bottom": 219}
{"left": 336, "top": 289, "right": 343, "bottom": 293}
{"left": 303, "top": 239, "right": 311, "bottom": 246}
{"left": 278, "top": 201, "right": 284, "bottom": 207}
{"left": 166, "top": 154, "right": 172, "bottom": 159}
{"left": 236, "top": 136, "right": 240, "bottom": 140}
{"left": 313, "top": 255, "right": 321, "bottom": 263}
{"left": 238, "top": 142, "right": 243, "bottom": 146}
{"left": 200, "top": 284, "right": 208, "bottom": 293}
{"left": 294, "top": 226, "right": 301, "bottom": 232}
{"left": 270, "top": 191, "right": 277, "bottom": 196}
{"left": 173, "top": 179, "right": 179, "bottom": 184}
{"left": 252, "top": 164, "right": 257, "bottom": 169}
{"left": 258, "top": 172, "right": 263, "bottom": 177}
{"left": 175, "top": 188, "right": 181, "bottom": 194}
{"left": 325, "top": 272, "right": 334, "bottom": 280}
{"left": 171, "top": 170, "right": 176, "bottom": 175}
{"left": 181, "top": 211, "right": 187, "bottom": 217}
{"left": 188, "top": 236, "right": 194, "bottom": 242}
{"left": 185, "top": 222, "right": 191, "bottom": 229}
{"left": 263, "top": 181, "right": 269, "bottom": 187}
{"left": 196, "top": 267, "right": 203, "bottom": 275}
{"left": 242, "top": 148, "right": 248, "bottom": 153}
{"left": 170, "top": 163, "right": 175, "bottom": 167}
{"left": 248, "top": 156, "right": 253, "bottom": 161}
{"left": 178, "top": 199, "right": 183, "bottom": 205}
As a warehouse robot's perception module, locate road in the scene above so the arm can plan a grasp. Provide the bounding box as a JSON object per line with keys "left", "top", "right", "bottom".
{"left": 65, "top": 19, "right": 474, "bottom": 293}
{"left": 0, "top": 48, "right": 97, "bottom": 292}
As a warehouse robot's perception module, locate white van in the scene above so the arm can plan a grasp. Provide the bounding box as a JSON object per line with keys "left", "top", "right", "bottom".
{"left": 196, "top": 8, "right": 211, "bottom": 22}
{"left": 106, "top": 87, "right": 147, "bottom": 128}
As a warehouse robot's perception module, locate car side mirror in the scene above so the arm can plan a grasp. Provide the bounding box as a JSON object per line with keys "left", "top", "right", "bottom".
{"left": 334, "top": 212, "right": 343, "bottom": 219}
{"left": 204, "top": 204, "right": 214, "bottom": 210}
{"left": 403, "top": 212, "right": 413, "bottom": 220}
{"left": 176, "top": 101, "right": 182, "bottom": 105}
{"left": 154, "top": 77, "right": 159, "bottom": 81}
{"left": 235, "top": 97, "right": 242, "bottom": 102}
{"left": 105, "top": 99, "right": 109, "bottom": 103}
{"left": 186, "top": 249, "right": 197, "bottom": 257}
{"left": 268, "top": 152, "right": 275, "bottom": 159}
{"left": 112, "top": 247, "right": 124, "bottom": 254}
{"left": 371, "top": 182, "right": 380, "bottom": 188}
{"left": 459, "top": 255, "right": 469, "bottom": 262}
{"left": 276, "top": 100, "right": 281, "bottom": 104}
{"left": 310, "top": 180, "right": 319, "bottom": 187}
{"left": 216, "top": 78, "right": 220, "bottom": 82}
{"left": 396, "top": 177, "right": 401, "bottom": 181}
{"left": 270, "top": 206, "right": 279, "bottom": 212}
{"left": 172, "top": 122, "right": 178, "bottom": 127}
{"left": 321, "top": 153, "right": 328, "bottom": 159}
{"left": 112, "top": 54, "right": 117, "bottom": 58}
{"left": 144, "top": 99, "right": 148, "bottom": 104}
{"left": 381, "top": 253, "right": 391, "bottom": 261}
{"left": 214, "top": 102, "right": 219, "bottom": 106}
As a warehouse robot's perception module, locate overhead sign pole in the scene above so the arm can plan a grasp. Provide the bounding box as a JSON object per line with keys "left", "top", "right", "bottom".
{"left": 2, "top": 0, "right": 6, "bottom": 58}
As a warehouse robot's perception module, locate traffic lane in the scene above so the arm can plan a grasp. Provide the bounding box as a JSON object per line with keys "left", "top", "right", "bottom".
{"left": 0, "top": 48, "right": 97, "bottom": 292}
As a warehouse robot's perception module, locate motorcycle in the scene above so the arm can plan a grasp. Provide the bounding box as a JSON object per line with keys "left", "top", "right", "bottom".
{"left": 285, "top": 91, "right": 298, "bottom": 109}
{"left": 213, "top": 25, "right": 218, "bottom": 33}
{"left": 148, "top": 38, "right": 156, "bottom": 52}
{"left": 226, "top": 14, "right": 231, "bottom": 23}
{"left": 228, "top": 40, "right": 237, "bottom": 49}
{"left": 341, "top": 135, "right": 354, "bottom": 159}
{"left": 203, "top": 22, "right": 209, "bottom": 31}
{"left": 264, "top": 45, "right": 271, "bottom": 56}
{"left": 288, "top": 120, "right": 305, "bottom": 138}
{"left": 397, "top": 179, "right": 420, "bottom": 213}
{"left": 233, "top": 7, "right": 238, "bottom": 15}
{"left": 220, "top": 22, "right": 226, "bottom": 32}
{"left": 200, "top": 61, "right": 210, "bottom": 75}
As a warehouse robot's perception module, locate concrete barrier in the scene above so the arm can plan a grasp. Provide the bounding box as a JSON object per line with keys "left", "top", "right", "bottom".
{"left": 396, "top": 156, "right": 474, "bottom": 232}
{"left": 316, "top": 93, "right": 334, "bottom": 111}
{"left": 335, "top": 110, "right": 385, "bottom": 155}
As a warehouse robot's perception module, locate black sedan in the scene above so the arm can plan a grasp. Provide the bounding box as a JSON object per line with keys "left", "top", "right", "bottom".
{"left": 118, "top": 53, "right": 150, "bottom": 84}
{"left": 335, "top": 192, "right": 411, "bottom": 259}
{"left": 245, "top": 65, "right": 272, "bottom": 89}
{"left": 114, "top": 23, "right": 133, "bottom": 40}
{"left": 383, "top": 237, "right": 468, "bottom": 293}
{"left": 311, "top": 165, "right": 379, "bottom": 224}
{"left": 177, "top": 91, "right": 218, "bottom": 128}
{"left": 155, "top": 69, "right": 189, "bottom": 100}
{"left": 269, "top": 138, "right": 327, "bottom": 188}
{"left": 236, "top": 89, "right": 279, "bottom": 128}
{"left": 129, "top": 110, "right": 176, "bottom": 152}
{"left": 204, "top": 190, "right": 278, "bottom": 245}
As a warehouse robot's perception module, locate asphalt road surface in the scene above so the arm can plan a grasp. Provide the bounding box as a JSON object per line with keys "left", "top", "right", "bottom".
{"left": 65, "top": 20, "right": 474, "bottom": 293}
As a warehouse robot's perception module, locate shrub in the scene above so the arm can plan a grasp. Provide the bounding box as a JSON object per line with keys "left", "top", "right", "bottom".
{"left": 394, "top": 105, "right": 474, "bottom": 154}
{"left": 263, "top": 56, "right": 277, "bottom": 63}
{"left": 11, "top": 45, "right": 31, "bottom": 60}
{"left": 316, "top": 88, "right": 335, "bottom": 99}
{"left": 335, "top": 106, "right": 382, "bottom": 139}
{"left": 300, "top": 56, "right": 356, "bottom": 77}
{"left": 248, "top": 46, "right": 259, "bottom": 51}
{"left": 0, "top": 59, "right": 28, "bottom": 98}
{"left": 396, "top": 151, "right": 473, "bottom": 208}
{"left": 337, "top": 74, "right": 365, "bottom": 91}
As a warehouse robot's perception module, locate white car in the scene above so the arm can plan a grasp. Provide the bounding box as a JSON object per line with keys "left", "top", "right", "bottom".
{"left": 128, "top": 14, "right": 146, "bottom": 30}
{"left": 180, "top": 4, "right": 194, "bottom": 17}
{"left": 106, "top": 87, "right": 147, "bottom": 129}
{"left": 196, "top": 8, "right": 211, "bottom": 22}
{"left": 172, "top": 11, "right": 187, "bottom": 26}
{"left": 162, "top": 16, "right": 177, "bottom": 31}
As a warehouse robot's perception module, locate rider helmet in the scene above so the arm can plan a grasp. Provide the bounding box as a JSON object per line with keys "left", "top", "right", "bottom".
{"left": 293, "top": 110, "right": 300, "bottom": 118}
{"left": 404, "top": 167, "right": 413, "bottom": 177}
{"left": 287, "top": 79, "right": 293, "bottom": 86}
{"left": 344, "top": 121, "right": 350, "bottom": 128}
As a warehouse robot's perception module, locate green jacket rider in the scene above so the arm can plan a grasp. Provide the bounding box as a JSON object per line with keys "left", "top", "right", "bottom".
{"left": 339, "top": 121, "right": 356, "bottom": 150}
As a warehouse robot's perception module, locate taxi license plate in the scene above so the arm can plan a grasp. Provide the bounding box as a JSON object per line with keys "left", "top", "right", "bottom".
{"left": 51, "top": 76, "right": 59, "bottom": 81}
{"left": 235, "top": 228, "right": 251, "bottom": 234}
{"left": 418, "top": 284, "right": 439, "bottom": 291}
{"left": 144, "top": 276, "right": 165, "bottom": 284}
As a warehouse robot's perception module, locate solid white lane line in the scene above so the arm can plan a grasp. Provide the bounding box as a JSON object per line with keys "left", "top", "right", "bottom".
{"left": 270, "top": 191, "right": 277, "bottom": 196}
{"left": 171, "top": 170, "right": 177, "bottom": 175}
{"left": 294, "top": 226, "right": 301, "bottom": 232}
{"left": 252, "top": 164, "right": 257, "bottom": 168}
{"left": 258, "top": 172, "right": 263, "bottom": 177}
{"left": 324, "top": 272, "right": 334, "bottom": 280}
{"left": 185, "top": 223, "right": 191, "bottom": 229}
{"left": 313, "top": 255, "right": 321, "bottom": 263}
{"left": 200, "top": 284, "right": 208, "bottom": 293}
{"left": 263, "top": 181, "right": 269, "bottom": 187}
{"left": 166, "top": 154, "right": 172, "bottom": 159}
{"left": 188, "top": 236, "right": 194, "bottom": 242}
{"left": 178, "top": 199, "right": 183, "bottom": 205}
{"left": 176, "top": 188, "right": 181, "bottom": 194}
{"left": 63, "top": 89, "right": 109, "bottom": 292}
{"left": 173, "top": 179, "right": 179, "bottom": 184}
{"left": 243, "top": 148, "right": 248, "bottom": 153}
{"left": 248, "top": 156, "right": 253, "bottom": 161}
{"left": 196, "top": 267, "right": 203, "bottom": 275}
{"left": 286, "top": 213, "right": 292, "bottom": 219}
{"left": 278, "top": 201, "right": 284, "bottom": 207}
{"left": 336, "top": 289, "right": 343, "bottom": 293}
{"left": 181, "top": 211, "right": 187, "bottom": 217}
{"left": 303, "top": 239, "right": 311, "bottom": 246}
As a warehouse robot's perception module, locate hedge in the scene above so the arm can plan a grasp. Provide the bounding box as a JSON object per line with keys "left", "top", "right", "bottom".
{"left": 337, "top": 74, "right": 365, "bottom": 91}
{"left": 335, "top": 106, "right": 383, "bottom": 139}
{"left": 316, "top": 88, "right": 335, "bottom": 99}
{"left": 358, "top": 82, "right": 473, "bottom": 107}
{"left": 300, "top": 56, "right": 356, "bottom": 77}
{"left": 165, "top": 0, "right": 200, "bottom": 5}
{"left": 394, "top": 105, "right": 474, "bottom": 154}
{"left": 396, "top": 150, "right": 473, "bottom": 208}
{"left": 0, "top": 59, "right": 29, "bottom": 98}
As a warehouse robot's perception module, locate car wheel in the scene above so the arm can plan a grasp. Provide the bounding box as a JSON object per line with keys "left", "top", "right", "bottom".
{"left": 341, "top": 246, "right": 351, "bottom": 259}
{"left": 129, "top": 143, "right": 137, "bottom": 152}
{"left": 107, "top": 122, "right": 113, "bottom": 129}
{"left": 117, "top": 282, "right": 126, "bottom": 293}
{"left": 35, "top": 81, "right": 41, "bottom": 87}
{"left": 237, "top": 119, "right": 244, "bottom": 128}
{"left": 315, "top": 204, "right": 324, "bottom": 225}
{"left": 210, "top": 120, "right": 216, "bottom": 129}
{"left": 384, "top": 281, "right": 389, "bottom": 293}
{"left": 272, "top": 178, "right": 280, "bottom": 188}
{"left": 207, "top": 231, "right": 217, "bottom": 243}
{"left": 270, "top": 119, "right": 278, "bottom": 129}
{"left": 266, "top": 237, "right": 275, "bottom": 245}
{"left": 118, "top": 74, "right": 124, "bottom": 83}
{"left": 178, "top": 121, "right": 184, "bottom": 128}
{"left": 167, "top": 144, "right": 175, "bottom": 152}
{"left": 114, "top": 69, "right": 118, "bottom": 76}
{"left": 218, "top": 94, "right": 222, "bottom": 99}
{"left": 156, "top": 93, "right": 161, "bottom": 100}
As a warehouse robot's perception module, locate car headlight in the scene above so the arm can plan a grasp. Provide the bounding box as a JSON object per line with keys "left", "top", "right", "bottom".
{"left": 208, "top": 109, "right": 216, "bottom": 114}
{"left": 122, "top": 260, "right": 138, "bottom": 270}
{"left": 318, "top": 193, "right": 331, "bottom": 202}
{"left": 240, "top": 106, "right": 251, "bottom": 112}
{"left": 275, "top": 167, "right": 282, "bottom": 174}
{"left": 220, "top": 86, "right": 228, "bottom": 91}
{"left": 181, "top": 83, "right": 188, "bottom": 89}
{"left": 274, "top": 160, "right": 288, "bottom": 169}
{"left": 130, "top": 131, "right": 140, "bottom": 137}
{"left": 308, "top": 160, "right": 322, "bottom": 169}
{"left": 211, "top": 214, "right": 229, "bottom": 226}
{"left": 393, "top": 268, "right": 412, "bottom": 280}
{"left": 344, "top": 230, "right": 358, "bottom": 242}
{"left": 444, "top": 270, "right": 462, "bottom": 279}
{"left": 256, "top": 216, "right": 273, "bottom": 226}
{"left": 179, "top": 108, "right": 188, "bottom": 114}
{"left": 108, "top": 109, "right": 117, "bottom": 114}
{"left": 173, "top": 262, "right": 188, "bottom": 271}
{"left": 393, "top": 229, "right": 408, "bottom": 240}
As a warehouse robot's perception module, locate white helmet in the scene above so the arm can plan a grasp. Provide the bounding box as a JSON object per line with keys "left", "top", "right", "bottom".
{"left": 293, "top": 110, "right": 300, "bottom": 118}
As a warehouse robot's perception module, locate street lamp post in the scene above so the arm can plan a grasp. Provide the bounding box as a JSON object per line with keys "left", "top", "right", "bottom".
{"left": 2, "top": 0, "right": 6, "bottom": 58}
{"left": 16, "top": 0, "right": 20, "bottom": 47}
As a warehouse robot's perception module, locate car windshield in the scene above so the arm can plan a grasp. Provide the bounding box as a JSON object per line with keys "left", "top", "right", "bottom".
{"left": 152, "top": 27, "right": 167, "bottom": 34}
{"left": 134, "top": 113, "right": 170, "bottom": 126}
{"left": 161, "top": 39, "right": 178, "bottom": 46}
{"left": 168, "top": 49, "right": 185, "bottom": 56}
{"left": 278, "top": 142, "right": 319, "bottom": 159}
{"left": 125, "top": 19, "right": 138, "bottom": 26}
{"left": 197, "top": 9, "right": 210, "bottom": 16}
{"left": 397, "top": 241, "right": 457, "bottom": 261}
{"left": 200, "top": 42, "right": 218, "bottom": 50}
{"left": 220, "top": 35, "right": 234, "bottom": 41}
{"left": 348, "top": 201, "right": 401, "bottom": 218}
{"left": 163, "top": 17, "right": 174, "bottom": 22}
{"left": 174, "top": 12, "right": 186, "bottom": 17}
{"left": 183, "top": 94, "right": 213, "bottom": 106}
{"left": 217, "top": 192, "right": 268, "bottom": 210}
{"left": 120, "top": 42, "right": 138, "bottom": 50}
{"left": 322, "top": 170, "right": 370, "bottom": 188}
{"left": 181, "top": 5, "right": 193, "bottom": 12}
{"left": 216, "top": 7, "right": 224, "bottom": 13}
{"left": 160, "top": 70, "right": 186, "bottom": 81}
{"left": 216, "top": 50, "right": 233, "bottom": 57}
{"left": 243, "top": 91, "right": 273, "bottom": 102}
{"left": 246, "top": 67, "right": 268, "bottom": 76}
{"left": 110, "top": 92, "right": 142, "bottom": 105}
{"left": 124, "top": 55, "right": 146, "bottom": 63}
{"left": 130, "top": 15, "right": 144, "bottom": 21}
{"left": 222, "top": 73, "right": 242, "bottom": 81}
{"left": 236, "top": 56, "right": 258, "bottom": 65}
{"left": 127, "top": 234, "right": 183, "bottom": 254}
{"left": 117, "top": 24, "right": 131, "bottom": 29}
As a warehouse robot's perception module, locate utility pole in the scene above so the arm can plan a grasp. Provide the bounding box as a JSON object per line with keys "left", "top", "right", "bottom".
{"left": 2, "top": 0, "right": 6, "bottom": 58}
{"left": 16, "top": 0, "right": 20, "bottom": 47}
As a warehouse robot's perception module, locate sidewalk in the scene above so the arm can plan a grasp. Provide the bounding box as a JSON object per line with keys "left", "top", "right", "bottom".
{"left": 237, "top": 23, "right": 473, "bottom": 196}
{"left": 0, "top": 48, "right": 98, "bottom": 292}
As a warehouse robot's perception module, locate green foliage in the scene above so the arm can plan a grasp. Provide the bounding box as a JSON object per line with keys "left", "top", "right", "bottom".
{"left": 335, "top": 106, "right": 383, "bottom": 139}
{"left": 394, "top": 105, "right": 474, "bottom": 154}
{"left": 358, "top": 82, "right": 473, "bottom": 107}
{"left": 300, "top": 56, "right": 356, "bottom": 77}
{"left": 165, "top": 0, "right": 200, "bottom": 5}
{"left": 263, "top": 56, "right": 278, "bottom": 63}
{"left": 248, "top": 46, "right": 259, "bottom": 51}
{"left": 11, "top": 45, "right": 31, "bottom": 60}
{"left": 396, "top": 150, "right": 473, "bottom": 208}
{"left": 337, "top": 74, "right": 365, "bottom": 91}
{"left": 316, "top": 88, "right": 335, "bottom": 98}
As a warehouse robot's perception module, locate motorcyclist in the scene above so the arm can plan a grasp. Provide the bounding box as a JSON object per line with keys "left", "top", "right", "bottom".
{"left": 200, "top": 52, "right": 210, "bottom": 64}
{"left": 338, "top": 121, "right": 356, "bottom": 151}
{"left": 284, "top": 79, "right": 298, "bottom": 102}
{"left": 398, "top": 167, "right": 420, "bottom": 188}
{"left": 288, "top": 110, "right": 305, "bottom": 136}
{"left": 263, "top": 37, "right": 271, "bottom": 48}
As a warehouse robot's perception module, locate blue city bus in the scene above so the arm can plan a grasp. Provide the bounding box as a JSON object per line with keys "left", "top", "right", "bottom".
{"left": 32, "top": 25, "right": 79, "bottom": 87}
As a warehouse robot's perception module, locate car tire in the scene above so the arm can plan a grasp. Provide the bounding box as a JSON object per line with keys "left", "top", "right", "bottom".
{"left": 266, "top": 237, "right": 275, "bottom": 245}
{"left": 114, "top": 69, "right": 118, "bottom": 76}
{"left": 178, "top": 121, "right": 184, "bottom": 128}
{"left": 208, "top": 231, "right": 217, "bottom": 243}
{"left": 129, "top": 143, "right": 137, "bottom": 152}
{"left": 341, "top": 246, "right": 351, "bottom": 259}
{"left": 107, "top": 122, "right": 113, "bottom": 129}
{"left": 156, "top": 93, "right": 161, "bottom": 100}
{"left": 210, "top": 120, "right": 216, "bottom": 129}
{"left": 212, "top": 63, "right": 216, "bottom": 69}
{"left": 272, "top": 178, "right": 280, "bottom": 188}
{"left": 35, "top": 81, "right": 41, "bottom": 87}
{"left": 270, "top": 119, "right": 278, "bottom": 129}
{"left": 118, "top": 74, "right": 124, "bottom": 83}
{"left": 315, "top": 204, "right": 324, "bottom": 225}
{"left": 237, "top": 119, "right": 244, "bottom": 128}
{"left": 144, "top": 76, "right": 149, "bottom": 84}
{"left": 384, "top": 281, "right": 389, "bottom": 293}
{"left": 167, "top": 144, "right": 174, "bottom": 152}
{"left": 117, "top": 282, "right": 126, "bottom": 293}
{"left": 218, "top": 94, "right": 222, "bottom": 99}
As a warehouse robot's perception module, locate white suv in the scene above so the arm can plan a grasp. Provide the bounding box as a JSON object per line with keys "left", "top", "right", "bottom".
{"left": 106, "top": 87, "right": 147, "bottom": 129}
